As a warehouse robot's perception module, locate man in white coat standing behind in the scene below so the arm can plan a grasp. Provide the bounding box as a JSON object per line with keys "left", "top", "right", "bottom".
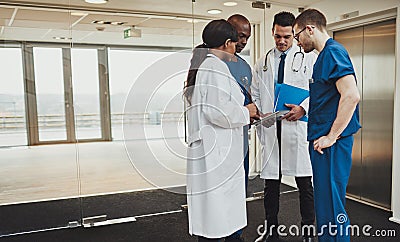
{"left": 252, "top": 12, "right": 316, "bottom": 242}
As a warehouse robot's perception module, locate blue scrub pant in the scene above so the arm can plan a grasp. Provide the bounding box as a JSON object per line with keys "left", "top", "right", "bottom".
{"left": 309, "top": 135, "right": 353, "bottom": 242}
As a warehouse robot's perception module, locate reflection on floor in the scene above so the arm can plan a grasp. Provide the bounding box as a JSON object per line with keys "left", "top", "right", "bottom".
{"left": 1, "top": 182, "right": 399, "bottom": 241}
{"left": 0, "top": 139, "right": 187, "bottom": 205}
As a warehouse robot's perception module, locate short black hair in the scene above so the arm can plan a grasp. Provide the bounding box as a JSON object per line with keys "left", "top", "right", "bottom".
{"left": 227, "top": 14, "right": 250, "bottom": 27}
{"left": 273, "top": 11, "right": 295, "bottom": 28}
{"left": 202, "top": 19, "right": 239, "bottom": 48}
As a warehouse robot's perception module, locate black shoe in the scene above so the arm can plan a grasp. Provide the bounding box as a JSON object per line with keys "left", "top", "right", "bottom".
{"left": 254, "top": 221, "right": 279, "bottom": 242}
{"left": 225, "top": 236, "right": 245, "bottom": 242}
{"left": 302, "top": 236, "right": 314, "bottom": 242}
{"left": 265, "top": 236, "right": 279, "bottom": 242}
{"left": 262, "top": 233, "right": 279, "bottom": 242}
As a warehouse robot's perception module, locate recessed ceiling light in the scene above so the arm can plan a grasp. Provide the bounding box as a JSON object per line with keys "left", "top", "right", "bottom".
{"left": 84, "top": 0, "right": 108, "bottom": 4}
{"left": 92, "top": 20, "right": 105, "bottom": 24}
{"left": 223, "top": 2, "right": 238, "bottom": 7}
{"left": 110, "top": 21, "right": 125, "bottom": 25}
{"left": 92, "top": 20, "right": 126, "bottom": 25}
{"left": 207, "top": 9, "right": 222, "bottom": 15}
{"left": 53, "top": 36, "right": 72, "bottom": 40}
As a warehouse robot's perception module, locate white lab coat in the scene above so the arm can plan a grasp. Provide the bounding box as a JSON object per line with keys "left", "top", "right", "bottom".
{"left": 186, "top": 54, "right": 250, "bottom": 238}
{"left": 252, "top": 46, "right": 317, "bottom": 179}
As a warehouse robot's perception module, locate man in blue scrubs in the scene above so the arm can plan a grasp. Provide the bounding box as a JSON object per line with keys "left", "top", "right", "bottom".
{"left": 226, "top": 14, "right": 253, "bottom": 192}
{"left": 293, "top": 9, "right": 361, "bottom": 242}
{"left": 224, "top": 14, "right": 252, "bottom": 242}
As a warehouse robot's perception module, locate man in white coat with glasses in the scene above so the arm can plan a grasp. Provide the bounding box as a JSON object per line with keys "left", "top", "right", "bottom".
{"left": 252, "top": 12, "right": 316, "bottom": 242}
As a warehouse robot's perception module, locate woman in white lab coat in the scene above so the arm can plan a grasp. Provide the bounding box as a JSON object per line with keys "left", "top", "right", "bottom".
{"left": 184, "top": 19, "right": 259, "bottom": 241}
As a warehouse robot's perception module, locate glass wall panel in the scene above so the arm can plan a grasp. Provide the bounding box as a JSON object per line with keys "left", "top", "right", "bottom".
{"left": 77, "top": 1, "right": 196, "bottom": 225}
{"left": 0, "top": 47, "right": 27, "bottom": 147}
{"left": 0, "top": 2, "right": 81, "bottom": 237}
{"left": 108, "top": 49, "right": 187, "bottom": 140}
{"left": 0, "top": 0, "right": 302, "bottom": 239}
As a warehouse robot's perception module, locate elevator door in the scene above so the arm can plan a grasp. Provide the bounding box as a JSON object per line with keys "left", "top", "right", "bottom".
{"left": 334, "top": 19, "right": 395, "bottom": 209}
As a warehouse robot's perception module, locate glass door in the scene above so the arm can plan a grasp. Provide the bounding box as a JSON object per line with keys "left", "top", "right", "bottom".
{"left": 71, "top": 48, "right": 103, "bottom": 140}
{"left": 33, "top": 47, "right": 69, "bottom": 142}
{"left": 29, "top": 45, "right": 109, "bottom": 144}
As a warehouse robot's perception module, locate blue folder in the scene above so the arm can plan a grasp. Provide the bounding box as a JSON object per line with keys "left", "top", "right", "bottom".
{"left": 274, "top": 83, "right": 309, "bottom": 122}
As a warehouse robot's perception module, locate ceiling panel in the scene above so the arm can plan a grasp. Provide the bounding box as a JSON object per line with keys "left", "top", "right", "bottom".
{"left": 34, "top": 0, "right": 319, "bottom": 13}
{"left": 17, "top": 9, "right": 77, "bottom": 22}
{"left": 81, "top": 14, "right": 147, "bottom": 26}
{"left": 0, "top": 7, "right": 14, "bottom": 20}
{"left": 73, "top": 23, "right": 125, "bottom": 32}
{"left": 11, "top": 19, "right": 70, "bottom": 29}
{"left": 1, "top": 0, "right": 322, "bottom": 22}
{"left": 139, "top": 18, "right": 193, "bottom": 29}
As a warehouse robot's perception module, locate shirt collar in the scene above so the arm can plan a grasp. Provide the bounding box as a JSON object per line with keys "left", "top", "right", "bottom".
{"left": 274, "top": 46, "right": 292, "bottom": 58}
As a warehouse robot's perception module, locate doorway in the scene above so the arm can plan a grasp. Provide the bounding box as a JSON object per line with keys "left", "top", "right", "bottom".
{"left": 334, "top": 19, "right": 395, "bottom": 209}
{"left": 24, "top": 44, "right": 111, "bottom": 145}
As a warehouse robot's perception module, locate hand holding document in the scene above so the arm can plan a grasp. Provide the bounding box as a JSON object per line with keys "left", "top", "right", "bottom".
{"left": 246, "top": 103, "right": 260, "bottom": 121}
{"left": 252, "top": 110, "right": 289, "bottom": 127}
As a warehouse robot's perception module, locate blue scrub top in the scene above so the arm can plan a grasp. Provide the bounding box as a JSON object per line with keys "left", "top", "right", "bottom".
{"left": 225, "top": 54, "right": 252, "bottom": 158}
{"left": 308, "top": 38, "right": 361, "bottom": 141}
{"left": 224, "top": 54, "right": 253, "bottom": 105}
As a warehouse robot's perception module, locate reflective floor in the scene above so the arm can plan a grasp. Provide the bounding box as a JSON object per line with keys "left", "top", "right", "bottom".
{"left": 0, "top": 139, "right": 187, "bottom": 205}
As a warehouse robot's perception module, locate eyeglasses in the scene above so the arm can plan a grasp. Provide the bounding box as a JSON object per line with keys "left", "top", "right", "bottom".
{"left": 294, "top": 27, "right": 306, "bottom": 42}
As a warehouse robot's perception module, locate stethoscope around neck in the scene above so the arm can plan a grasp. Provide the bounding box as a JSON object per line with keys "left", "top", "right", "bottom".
{"left": 262, "top": 46, "right": 305, "bottom": 73}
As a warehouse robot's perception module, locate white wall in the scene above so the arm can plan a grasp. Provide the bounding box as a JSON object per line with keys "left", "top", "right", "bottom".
{"left": 308, "top": 0, "right": 400, "bottom": 23}
{"left": 258, "top": 6, "right": 298, "bottom": 61}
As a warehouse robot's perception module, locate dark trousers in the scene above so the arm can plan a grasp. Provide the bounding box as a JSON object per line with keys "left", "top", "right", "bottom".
{"left": 264, "top": 177, "right": 315, "bottom": 227}
{"left": 198, "top": 234, "right": 241, "bottom": 242}
{"left": 244, "top": 150, "right": 249, "bottom": 194}
{"left": 263, "top": 121, "right": 315, "bottom": 235}
{"left": 198, "top": 236, "right": 222, "bottom": 242}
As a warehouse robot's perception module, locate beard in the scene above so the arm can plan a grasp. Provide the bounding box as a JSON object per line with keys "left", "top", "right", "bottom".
{"left": 300, "top": 39, "right": 314, "bottom": 53}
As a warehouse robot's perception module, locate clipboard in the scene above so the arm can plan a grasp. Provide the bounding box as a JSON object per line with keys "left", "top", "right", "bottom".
{"left": 252, "top": 110, "right": 289, "bottom": 127}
